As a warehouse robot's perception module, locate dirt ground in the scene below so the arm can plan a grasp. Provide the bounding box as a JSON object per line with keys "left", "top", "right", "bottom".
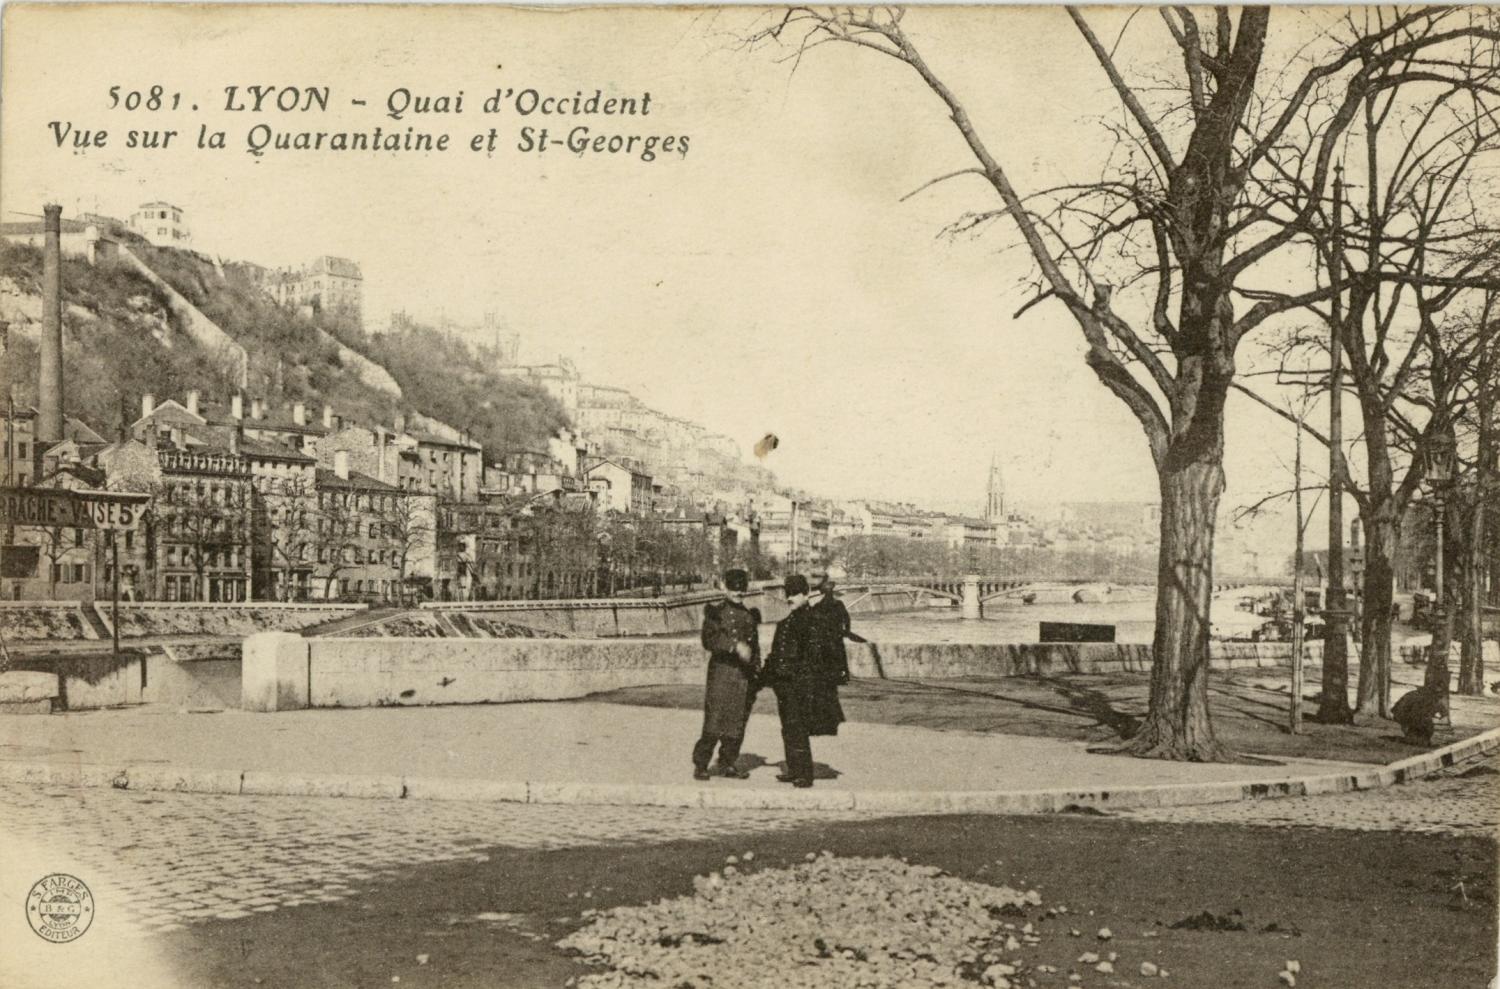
{"left": 160, "top": 813, "right": 1498, "bottom": 989}
{"left": 589, "top": 669, "right": 1493, "bottom": 765}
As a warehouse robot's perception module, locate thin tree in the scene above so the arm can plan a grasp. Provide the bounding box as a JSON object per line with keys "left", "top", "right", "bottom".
{"left": 312, "top": 479, "right": 359, "bottom": 600}
{"left": 1232, "top": 25, "right": 1500, "bottom": 716}
{"left": 748, "top": 7, "right": 1498, "bottom": 757}
{"left": 256, "top": 474, "right": 316, "bottom": 601}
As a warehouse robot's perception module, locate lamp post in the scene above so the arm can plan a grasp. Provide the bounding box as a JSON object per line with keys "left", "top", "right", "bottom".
{"left": 1423, "top": 433, "right": 1457, "bottom": 701}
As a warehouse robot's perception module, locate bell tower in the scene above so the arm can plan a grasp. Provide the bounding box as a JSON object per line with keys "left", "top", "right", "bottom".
{"left": 985, "top": 454, "right": 1005, "bottom": 524}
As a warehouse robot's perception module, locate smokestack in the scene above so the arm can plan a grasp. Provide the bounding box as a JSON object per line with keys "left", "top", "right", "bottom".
{"left": 252, "top": 398, "right": 265, "bottom": 420}
{"left": 374, "top": 425, "right": 387, "bottom": 481}
{"left": 141, "top": 393, "right": 155, "bottom": 422}
{"left": 37, "top": 204, "right": 64, "bottom": 443}
{"left": 1350, "top": 519, "right": 1361, "bottom": 553}
{"left": 186, "top": 389, "right": 200, "bottom": 417}
{"left": 334, "top": 449, "right": 349, "bottom": 480}
{"left": 231, "top": 394, "right": 243, "bottom": 420}
{"left": 322, "top": 404, "right": 334, "bottom": 429}
{"left": 293, "top": 402, "right": 306, "bottom": 426}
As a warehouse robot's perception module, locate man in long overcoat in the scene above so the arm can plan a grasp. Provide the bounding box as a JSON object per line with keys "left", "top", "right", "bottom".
{"left": 809, "top": 566, "right": 864, "bottom": 683}
{"left": 692, "top": 568, "right": 761, "bottom": 780}
{"left": 760, "top": 574, "right": 845, "bottom": 788}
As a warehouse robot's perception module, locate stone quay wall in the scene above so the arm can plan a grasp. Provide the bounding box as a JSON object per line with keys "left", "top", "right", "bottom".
{"left": 421, "top": 586, "right": 922, "bottom": 638}
{"left": 242, "top": 634, "right": 1320, "bottom": 712}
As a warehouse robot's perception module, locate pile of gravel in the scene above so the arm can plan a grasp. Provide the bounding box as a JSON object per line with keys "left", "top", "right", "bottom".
{"left": 559, "top": 854, "right": 1046, "bottom": 989}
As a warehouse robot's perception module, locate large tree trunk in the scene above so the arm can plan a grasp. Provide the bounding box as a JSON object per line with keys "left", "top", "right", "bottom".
{"left": 1357, "top": 503, "right": 1399, "bottom": 717}
{"left": 1126, "top": 457, "right": 1227, "bottom": 761}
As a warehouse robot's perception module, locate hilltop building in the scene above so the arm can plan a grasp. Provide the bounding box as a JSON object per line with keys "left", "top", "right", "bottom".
{"left": 128, "top": 201, "right": 190, "bottom": 248}
{"left": 275, "top": 255, "right": 363, "bottom": 326}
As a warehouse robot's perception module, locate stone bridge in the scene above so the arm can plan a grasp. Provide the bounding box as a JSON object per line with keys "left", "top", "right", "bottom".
{"left": 838, "top": 575, "right": 1292, "bottom": 620}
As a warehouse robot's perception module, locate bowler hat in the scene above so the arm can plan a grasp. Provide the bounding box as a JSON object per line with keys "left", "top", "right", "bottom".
{"left": 723, "top": 569, "right": 749, "bottom": 593}
{"left": 784, "top": 575, "right": 810, "bottom": 597}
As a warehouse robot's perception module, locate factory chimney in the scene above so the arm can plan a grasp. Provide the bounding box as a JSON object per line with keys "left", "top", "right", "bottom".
{"left": 37, "top": 204, "right": 64, "bottom": 443}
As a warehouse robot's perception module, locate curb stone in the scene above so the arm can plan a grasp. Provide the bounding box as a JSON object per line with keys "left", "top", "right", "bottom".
{"left": 0, "top": 726, "right": 1494, "bottom": 815}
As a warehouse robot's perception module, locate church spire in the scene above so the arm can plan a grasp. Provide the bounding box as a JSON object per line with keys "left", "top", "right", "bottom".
{"left": 986, "top": 454, "right": 1005, "bottom": 523}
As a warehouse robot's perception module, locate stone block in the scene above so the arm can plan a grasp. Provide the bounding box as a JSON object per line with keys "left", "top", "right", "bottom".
{"left": 527, "top": 781, "right": 702, "bottom": 808}
{"left": 402, "top": 777, "right": 528, "bottom": 802}
{"left": 122, "top": 765, "right": 244, "bottom": 795}
{"left": 241, "top": 631, "right": 309, "bottom": 712}
{"left": 0, "top": 670, "right": 59, "bottom": 703}
{"left": 240, "top": 771, "right": 404, "bottom": 799}
{"left": 0, "top": 699, "right": 53, "bottom": 714}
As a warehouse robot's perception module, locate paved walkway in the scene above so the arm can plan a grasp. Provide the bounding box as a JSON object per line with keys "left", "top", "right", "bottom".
{"left": 0, "top": 701, "right": 1382, "bottom": 796}
{"left": 0, "top": 754, "right": 1492, "bottom": 969}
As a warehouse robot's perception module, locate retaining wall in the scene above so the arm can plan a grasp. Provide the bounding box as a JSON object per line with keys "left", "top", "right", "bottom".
{"left": 421, "top": 586, "right": 921, "bottom": 637}
{"left": 107, "top": 602, "right": 365, "bottom": 638}
{"left": 0, "top": 602, "right": 96, "bottom": 640}
{"left": 242, "top": 635, "right": 1318, "bottom": 712}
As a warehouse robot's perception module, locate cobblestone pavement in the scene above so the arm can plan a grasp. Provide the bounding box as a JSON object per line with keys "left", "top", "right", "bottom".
{"left": 1121, "top": 753, "right": 1500, "bottom": 837}
{"left": 1, "top": 758, "right": 1493, "bottom": 946}
{"left": 0, "top": 784, "right": 856, "bottom": 939}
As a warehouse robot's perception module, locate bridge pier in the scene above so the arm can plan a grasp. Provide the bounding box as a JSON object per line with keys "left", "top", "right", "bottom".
{"left": 961, "top": 574, "right": 982, "bottom": 620}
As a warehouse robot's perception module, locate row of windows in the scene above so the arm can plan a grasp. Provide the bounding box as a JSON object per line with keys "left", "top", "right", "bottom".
{"left": 161, "top": 576, "right": 246, "bottom": 603}
{"left": 316, "top": 545, "right": 401, "bottom": 566}
{"left": 163, "top": 545, "right": 243, "bottom": 569}
{"left": 49, "top": 563, "right": 90, "bottom": 584}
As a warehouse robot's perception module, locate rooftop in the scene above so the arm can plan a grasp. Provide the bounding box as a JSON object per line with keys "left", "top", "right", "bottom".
{"left": 315, "top": 467, "right": 398, "bottom": 493}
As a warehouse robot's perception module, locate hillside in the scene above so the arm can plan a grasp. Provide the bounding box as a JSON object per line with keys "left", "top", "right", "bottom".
{"left": 330, "top": 321, "right": 571, "bottom": 454}
{"left": 1, "top": 240, "right": 227, "bottom": 435}
{"left": 0, "top": 239, "right": 569, "bottom": 456}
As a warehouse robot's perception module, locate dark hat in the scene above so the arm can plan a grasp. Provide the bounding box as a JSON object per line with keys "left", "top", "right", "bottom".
{"left": 783, "top": 574, "right": 809, "bottom": 597}
{"left": 723, "top": 569, "right": 749, "bottom": 593}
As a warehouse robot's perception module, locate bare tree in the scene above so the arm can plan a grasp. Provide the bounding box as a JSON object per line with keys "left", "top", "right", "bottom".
{"left": 1234, "top": 23, "right": 1500, "bottom": 716}
{"left": 312, "top": 479, "right": 359, "bottom": 600}
{"left": 384, "top": 492, "right": 435, "bottom": 606}
{"left": 255, "top": 474, "right": 316, "bottom": 601}
{"left": 166, "top": 478, "right": 251, "bottom": 602}
{"left": 747, "top": 7, "right": 1499, "bottom": 758}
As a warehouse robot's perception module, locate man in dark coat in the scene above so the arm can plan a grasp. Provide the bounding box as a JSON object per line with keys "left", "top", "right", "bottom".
{"left": 809, "top": 566, "right": 865, "bottom": 684}
{"left": 760, "top": 574, "right": 845, "bottom": 788}
{"left": 692, "top": 568, "right": 761, "bottom": 780}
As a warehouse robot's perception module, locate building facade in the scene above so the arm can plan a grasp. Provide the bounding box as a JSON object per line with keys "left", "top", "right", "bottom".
{"left": 128, "top": 201, "right": 190, "bottom": 247}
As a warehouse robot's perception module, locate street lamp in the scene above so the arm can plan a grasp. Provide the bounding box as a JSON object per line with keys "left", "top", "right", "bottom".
{"left": 1422, "top": 432, "right": 1457, "bottom": 699}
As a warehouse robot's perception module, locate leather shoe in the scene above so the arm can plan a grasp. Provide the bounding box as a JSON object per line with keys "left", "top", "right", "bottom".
{"left": 792, "top": 779, "right": 814, "bottom": 788}
{"left": 775, "top": 773, "right": 797, "bottom": 783}
{"left": 692, "top": 768, "right": 711, "bottom": 781}
{"left": 718, "top": 765, "right": 750, "bottom": 779}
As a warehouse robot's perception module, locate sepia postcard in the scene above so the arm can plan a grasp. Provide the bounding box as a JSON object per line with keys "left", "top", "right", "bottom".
{"left": 0, "top": 4, "right": 1497, "bottom": 987}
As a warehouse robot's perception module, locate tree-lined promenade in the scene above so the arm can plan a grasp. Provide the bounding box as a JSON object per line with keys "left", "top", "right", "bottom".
{"left": 750, "top": 6, "right": 1500, "bottom": 759}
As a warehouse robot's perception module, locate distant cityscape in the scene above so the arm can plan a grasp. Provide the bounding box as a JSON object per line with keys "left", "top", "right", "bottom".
{"left": 0, "top": 199, "right": 1276, "bottom": 606}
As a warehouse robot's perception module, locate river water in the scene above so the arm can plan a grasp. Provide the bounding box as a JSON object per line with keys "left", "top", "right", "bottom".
{"left": 852, "top": 601, "right": 1159, "bottom": 644}
{"left": 845, "top": 586, "right": 1285, "bottom": 645}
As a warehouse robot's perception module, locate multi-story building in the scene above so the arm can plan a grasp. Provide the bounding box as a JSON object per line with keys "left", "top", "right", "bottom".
{"left": 311, "top": 451, "right": 435, "bottom": 602}
{"left": 128, "top": 201, "right": 190, "bottom": 247}
{"left": 756, "top": 495, "right": 829, "bottom": 572}
{"left": 2, "top": 405, "right": 39, "bottom": 488}
{"left": 245, "top": 438, "right": 319, "bottom": 601}
{"left": 404, "top": 430, "right": 484, "bottom": 503}
{"left": 274, "top": 255, "right": 363, "bottom": 326}
{"left": 585, "top": 459, "right": 654, "bottom": 515}
{"left": 0, "top": 461, "right": 109, "bottom": 602}
{"left": 150, "top": 441, "right": 255, "bottom": 603}
{"left": 498, "top": 360, "right": 580, "bottom": 411}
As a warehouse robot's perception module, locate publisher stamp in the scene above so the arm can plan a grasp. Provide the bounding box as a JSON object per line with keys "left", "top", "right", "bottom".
{"left": 25, "top": 874, "right": 95, "bottom": 943}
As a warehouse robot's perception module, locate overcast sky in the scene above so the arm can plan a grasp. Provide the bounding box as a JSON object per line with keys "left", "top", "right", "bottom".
{"left": 2, "top": 4, "right": 1370, "bottom": 548}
